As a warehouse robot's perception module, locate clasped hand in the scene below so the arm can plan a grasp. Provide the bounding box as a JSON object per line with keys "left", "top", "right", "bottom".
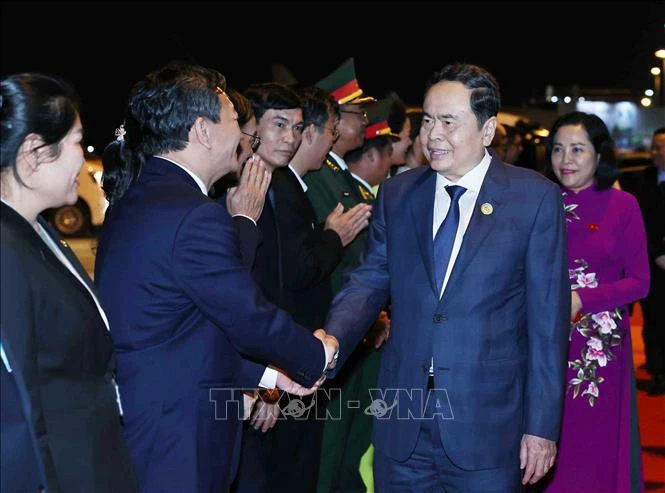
{"left": 226, "top": 154, "right": 271, "bottom": 221}
{"left": 313, "top": 328, "right": 339, "bottom": 374}
{"left": 270, "top": 330, "right": 338, "bottom": 398}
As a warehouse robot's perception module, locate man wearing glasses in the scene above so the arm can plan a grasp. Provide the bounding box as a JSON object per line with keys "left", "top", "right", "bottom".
{"left": 303, "top": 58, "right": 389, "bottom": 493}
{"left": 304, "top": 58, "right": 374, "bottom": 295}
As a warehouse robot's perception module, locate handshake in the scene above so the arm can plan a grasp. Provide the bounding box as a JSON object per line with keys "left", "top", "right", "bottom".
{"left": 271, "top": 328, "right": 338, "bottom": 399}
{"left": 243, "top": 329, "right": 339, "bottom": 425}
{"left": 314, "top": 328, "right": 339, "bottom": 374}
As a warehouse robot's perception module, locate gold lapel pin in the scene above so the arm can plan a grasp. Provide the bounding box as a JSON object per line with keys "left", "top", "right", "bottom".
{"left": 480, "top": 203, "right": 493, "bottom": 215}
{"left": 59, "top": 239, "right": 69, "bottom": 249}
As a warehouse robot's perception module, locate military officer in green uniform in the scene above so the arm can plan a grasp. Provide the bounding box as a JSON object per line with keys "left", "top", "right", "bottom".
{"left": 307, "top": 64, "right": 396, "bottom": 492}
{"left": 304, "top": 58, "right": 374, "bottom": 294}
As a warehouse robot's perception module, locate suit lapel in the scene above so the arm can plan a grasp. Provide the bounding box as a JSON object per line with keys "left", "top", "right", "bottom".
{"left": 38, "top": 217, "right": 99, "bottom": 296}
{"left": 441, "top": 159, "right": 509, "bottom": 303}
{"left": 282, "top": 168, "right": 317, "bottom": 228}
{"left": 2, "top": 204, "right": 92, "bottom": 302}
{"left": 1, "top": 203, "right": 112, "bottom": 345}
{"left": 409, "top": 169, "right": 438, "bottom": 295}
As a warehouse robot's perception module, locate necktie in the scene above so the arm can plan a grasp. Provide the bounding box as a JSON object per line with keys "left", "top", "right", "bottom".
{"left": 433, "top": 185, "right": 466, "bottom": 293}
{"left": 267, "top": 187, "right": 277, "bottom": 211}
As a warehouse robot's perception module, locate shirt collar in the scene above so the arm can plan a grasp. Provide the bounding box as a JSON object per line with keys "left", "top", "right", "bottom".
{"left": 287, "top": 164, "right": 308, "bottom": 192}
{"left": 351, "top": 172, "right": 373, "bottom": 195}
{"left": 329, "top": 151, "right": 348, "bottom": 171}
{"left": 156, "top": 156, "right": 208, "bottom": 195}
{"left": 435, "top": 150, "right": 492, "bottom": 194}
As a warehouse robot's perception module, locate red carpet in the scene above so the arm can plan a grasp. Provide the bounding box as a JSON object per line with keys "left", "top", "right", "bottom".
{"left": 631, "top": 303, "right": 665, "bottom": 492}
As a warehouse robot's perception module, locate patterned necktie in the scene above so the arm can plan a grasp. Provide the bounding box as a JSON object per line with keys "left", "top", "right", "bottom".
{"left": 433, "top": 185, "right": 467, "bottom": 293}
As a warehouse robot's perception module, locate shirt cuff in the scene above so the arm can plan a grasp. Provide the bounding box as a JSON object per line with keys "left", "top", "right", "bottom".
{"left": 258, "top": 366, "right": 278, "bottom": 389}
{"left": 322, "top": 343, "right": 339, "bottom": 374}
{"left": 233, "top": 214, "right": 257, "bottom": 226}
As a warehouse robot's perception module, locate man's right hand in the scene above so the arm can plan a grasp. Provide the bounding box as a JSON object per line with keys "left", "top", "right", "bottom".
{"left": 313, "top": 328, "right": 339, "bottom": 372}
{"left": 324, "top": 202, "right": 372, "bottom": 246}
{"left": 226, "top": 155, "right": 271, "bottom": 221}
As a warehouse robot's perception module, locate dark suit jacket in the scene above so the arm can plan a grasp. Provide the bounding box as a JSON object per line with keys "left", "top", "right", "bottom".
{"left": 272, "top": 167, "right": 344, "bottom": 330}
{"left": 252, "top": 188, "right": 283, "bottom": 306}
{"left": 0, "top": 202, "right": 137, "bottom": 493}
{"left": 95, "top": 157, "right": 325, "bottom": 492}
{"left": 630, "top": 166, "right": 665, "bottom": 264}
{"left": 1, "top": 332, "right": 48, "bottom": 493}
{"left": 233, "top": 215, "right": 262, "bottom": 269}
{"left": 325, "top": 159, "right": 570, "bottom": 470}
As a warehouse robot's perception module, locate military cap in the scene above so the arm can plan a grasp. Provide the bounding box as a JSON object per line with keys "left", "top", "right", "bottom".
{"left": 364, "top": 98, "right": 400, "bottom": 141}
{"left": 315, "top": 57, "right": 374, "bottom": 105}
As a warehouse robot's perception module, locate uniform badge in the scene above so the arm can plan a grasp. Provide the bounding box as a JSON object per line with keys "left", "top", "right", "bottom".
{"left": 480, "top": 203, "right": 493, "bottom": 215}
{"left": 358, "top": 185, "right": 373, "bottom": 201}
{"left": 326, "top": 159, "right": 340, "bottom": 172}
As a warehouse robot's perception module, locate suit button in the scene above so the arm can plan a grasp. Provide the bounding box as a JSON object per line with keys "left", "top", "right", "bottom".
{"left": 433, "top": 314, "right": 446, "bottom": 324}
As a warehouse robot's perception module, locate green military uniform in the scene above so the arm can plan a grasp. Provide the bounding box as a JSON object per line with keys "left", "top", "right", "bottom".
{"left": 308, "top": 162, "right": 378, "bottom": 493}
{"left": 305, "top": 153, "right": 371, "bottom": 294}
{"left": 309, "top": 91, "right": 399, "bottom": 493}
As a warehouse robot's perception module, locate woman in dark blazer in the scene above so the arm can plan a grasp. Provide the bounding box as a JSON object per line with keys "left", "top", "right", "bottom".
{"left": 0, "top": 73, "right": 137, "bottom": 492}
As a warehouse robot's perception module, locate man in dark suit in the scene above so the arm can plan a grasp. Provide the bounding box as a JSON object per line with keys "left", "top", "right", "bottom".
{"left": 323, "top": 63, "right": 570, "bottom": 492}
{"left": 233, "top": 83, "right": 370, "bottom": 493}
{"left": 230, "top": 82, "right": 311, "bottom": 493}
{"left": 634, "top": 127, "right": 665, "bottom": 395}
{"left": 262, "top": 85, "right": 371, "bottom": 493}
{"left": 274, "top": 85, "right": 371, "bottom": 331}
{"left": 95, "top": 62, "right": 338, "bottom": 493}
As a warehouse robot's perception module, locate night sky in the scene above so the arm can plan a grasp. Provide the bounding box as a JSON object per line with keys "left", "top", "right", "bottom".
{"left": 2, "top": 1, "right": 663, "bottom": 152}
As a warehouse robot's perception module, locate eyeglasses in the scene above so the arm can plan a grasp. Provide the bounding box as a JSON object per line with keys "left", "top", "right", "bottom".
{"left": 340, "top": 109, "right": 368, "bottom": 120}
{"left": 241, "top": 131, "right": 261, "bottom": 151}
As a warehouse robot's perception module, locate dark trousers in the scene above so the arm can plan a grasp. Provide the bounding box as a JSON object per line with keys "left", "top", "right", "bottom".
{"left": 373, "top": 391, "right": 522, "bottom": 493}
{"left": 232, "top": 393, "right": 325, "bottom": 493}
{"left": 230, "top": 423, "right": 268, "bottom": 493}
{"left": 264, "top": 393, "right": 325, "bottom": 493}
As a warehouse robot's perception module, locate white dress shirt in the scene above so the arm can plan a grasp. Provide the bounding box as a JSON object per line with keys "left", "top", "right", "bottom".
{"left": 158, "top": 156, "right": 208, "bottom": 194}
{"left": 351, "top": 172, "right": 374, "bottom": 197}
{"left": 329, "top": 150, "right": 349, "bottom": 171}
{"left": 433, "top": 151, "right": 492, "bottom": 298}
{"left": 288, "top": 164, "right": 308, "bottom": 192}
